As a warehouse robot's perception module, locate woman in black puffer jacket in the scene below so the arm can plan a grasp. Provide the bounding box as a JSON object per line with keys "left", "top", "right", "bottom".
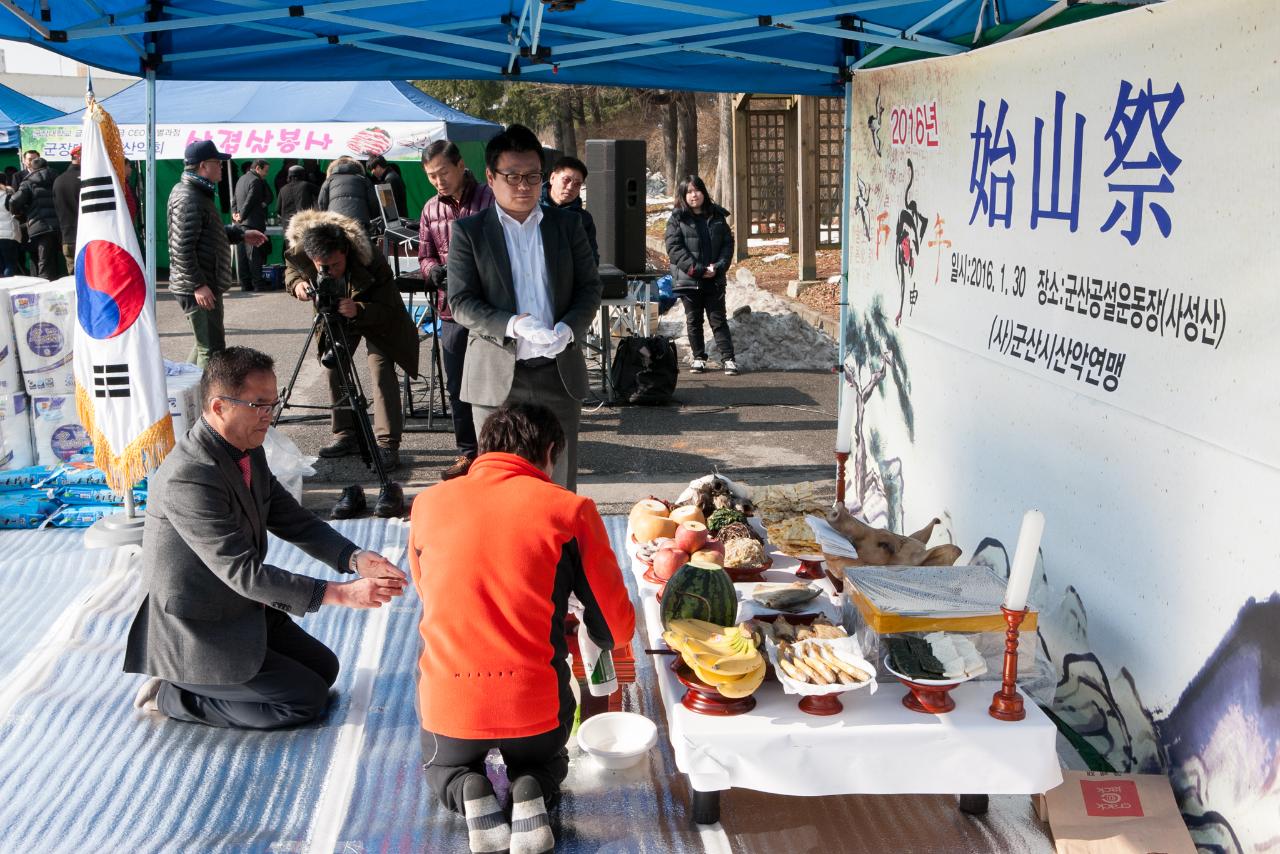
{"left": 664, "top": 175, "right": 738, "bottom": 375}
{"left": 317, "top": 157, "right": 380, "bottom": 237}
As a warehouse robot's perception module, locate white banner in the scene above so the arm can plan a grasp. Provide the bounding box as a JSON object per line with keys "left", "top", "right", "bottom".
{"left": 843, "top": 0, "right": 1279, "bottom": 849}
{"left": 21, "top": 121, "right": 449, "bottom": 162}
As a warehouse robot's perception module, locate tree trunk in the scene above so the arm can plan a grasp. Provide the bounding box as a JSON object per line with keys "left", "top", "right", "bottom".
{"left": 663, "top": 96, "right": 678, "bottom": 190}
{"left": 676, "top": 91, "right": 698, "bottom": 180}
{"left": 558, "top": 90, "right": 577, "bottom": 159}
{"left": 716, "top": 93, "right": 734, "bottom": 213}
{"left": 589, "top": 89, "right": 603, "bottom": 126}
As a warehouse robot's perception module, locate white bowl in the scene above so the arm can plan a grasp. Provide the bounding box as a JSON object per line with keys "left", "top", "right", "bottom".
{"left": 576, "top": 712, "right": 658, "bottom": 770}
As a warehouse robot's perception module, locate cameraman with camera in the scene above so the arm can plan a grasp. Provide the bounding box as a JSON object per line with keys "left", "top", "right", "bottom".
{"left": 284, "top": 210, "right": 419, "bottom": 517}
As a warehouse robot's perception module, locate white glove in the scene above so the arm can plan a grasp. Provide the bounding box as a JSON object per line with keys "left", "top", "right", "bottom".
{"left": 547, "top": 321, "right": 573, "bottom": 355}
{"left": 513, "top": 314, "right": 558, "bottom": 347}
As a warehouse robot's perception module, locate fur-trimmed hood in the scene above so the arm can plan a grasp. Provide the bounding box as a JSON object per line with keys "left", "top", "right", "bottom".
{"left": 284, "top": 208, "right": 372, "bottom": 266}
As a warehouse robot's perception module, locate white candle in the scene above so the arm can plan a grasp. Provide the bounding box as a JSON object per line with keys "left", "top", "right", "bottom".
{"left": 1004, "top": 510, "right": 1044, "bottom": 612}
{"left": 835, "top": 380, "right": 854, "bottom": 454}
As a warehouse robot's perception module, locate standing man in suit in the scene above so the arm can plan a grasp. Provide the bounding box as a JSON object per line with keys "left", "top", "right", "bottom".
{"left": 125, "top": 347, "right": 407, "bottom": 729}
{"left": 233, "top": 159, "right": 272, "bottom": 291}
{"left": 447, "top": 124, "right": 601, "bottom": 492}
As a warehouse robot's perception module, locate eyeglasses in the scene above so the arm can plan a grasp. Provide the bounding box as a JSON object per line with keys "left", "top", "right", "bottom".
{"left": 494, "top": 170, "right": 544, "bottom": 188}
{"left": 219, "top": 395, "right": 284, "bottom": 419}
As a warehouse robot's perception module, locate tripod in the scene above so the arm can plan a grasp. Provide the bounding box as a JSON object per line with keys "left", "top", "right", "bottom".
{"left": 275, "top": 289, "right": 393, "bottom": 493}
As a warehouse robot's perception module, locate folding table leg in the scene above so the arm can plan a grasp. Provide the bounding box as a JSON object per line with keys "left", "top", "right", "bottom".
{"left": 691, "top": 788, "right": 722, "bottom": 825}
{"left": 958, "top": 794, "right": 989, "bottom": 815}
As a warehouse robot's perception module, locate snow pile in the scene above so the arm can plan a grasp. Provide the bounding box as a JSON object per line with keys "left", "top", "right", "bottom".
{"left": 656, "top": 279, "right": 837, "bottom": 372}
{"left": 761, "top": 252, "right": 791, "bottom": 263}
{"left": 747, "top": 237, "right": 789, "bottom": 248}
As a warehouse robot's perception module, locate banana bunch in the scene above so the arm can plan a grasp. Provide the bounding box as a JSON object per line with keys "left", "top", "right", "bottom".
{"left": 663, "top": 619, "right": 767, "bottom": 699}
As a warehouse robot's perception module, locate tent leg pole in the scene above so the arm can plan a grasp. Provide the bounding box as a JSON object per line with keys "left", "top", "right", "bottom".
{"left": 145, "top": 69, "right": 157, "bottom": 291}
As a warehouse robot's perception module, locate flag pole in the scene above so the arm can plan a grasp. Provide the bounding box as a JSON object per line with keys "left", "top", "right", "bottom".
{"left": 145, "top": 69, "right": 157, "bottom": 290}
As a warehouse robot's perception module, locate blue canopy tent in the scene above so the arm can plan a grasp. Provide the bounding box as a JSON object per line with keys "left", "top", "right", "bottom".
{"left": 0, "top": 82, "right": 60, "bottom": 148}
{"left": 0, "top": 0, "right": 1132, "bottom": 366}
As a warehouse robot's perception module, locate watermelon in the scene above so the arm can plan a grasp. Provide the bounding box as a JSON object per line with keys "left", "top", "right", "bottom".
{"left": 660, "top": 561, "right": 737, "bottom": 629}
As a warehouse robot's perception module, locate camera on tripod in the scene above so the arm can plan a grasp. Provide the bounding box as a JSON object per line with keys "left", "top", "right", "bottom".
{"left": 308, "top": 265, "right": 352, "bottom": 369}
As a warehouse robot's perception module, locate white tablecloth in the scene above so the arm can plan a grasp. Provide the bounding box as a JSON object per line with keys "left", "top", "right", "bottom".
{"left": 629, "top": 530, "right": 1063, "bottom": 796}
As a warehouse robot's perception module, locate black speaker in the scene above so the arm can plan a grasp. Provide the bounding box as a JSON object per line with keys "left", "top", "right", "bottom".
{"left": 585, "top": 139, "right": 647, "bottom": 275}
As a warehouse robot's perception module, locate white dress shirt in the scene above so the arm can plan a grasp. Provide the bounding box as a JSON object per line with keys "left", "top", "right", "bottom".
{"left": 496, "top": 204, "right": 558, "bottom": 361}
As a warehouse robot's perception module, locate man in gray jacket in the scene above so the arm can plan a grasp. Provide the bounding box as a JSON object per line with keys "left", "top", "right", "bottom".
{"left": 167, "top": 140, "right": 267, "bottom": 366}
{"left": 125, "top": 346, "right": 407, "bottom": 729}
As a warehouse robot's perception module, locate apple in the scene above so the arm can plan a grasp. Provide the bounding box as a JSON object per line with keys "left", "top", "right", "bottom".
{"left": 669, "top": 505, "right": 707, "bottom": 526}
{"left": 690, "top": 549, "right": 724, "bottom": 567}
{"left": 653, "top": 537, "right": 677, "bottom": 551}
{"left": 652, "top": 547, "right": 689, "bottom": 581}
{"left": 701, "top": 537, "right": 726, "bottom": 559}
{"left": 674, "top": 521, "right": 709, "bottom": 554}
{"left": 629, "top": 498, "right": 669, "bottom": 524}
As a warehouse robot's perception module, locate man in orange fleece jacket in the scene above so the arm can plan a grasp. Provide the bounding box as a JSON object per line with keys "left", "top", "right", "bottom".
{"left": 408, "top": 403, "right": 635, "bottom": 854}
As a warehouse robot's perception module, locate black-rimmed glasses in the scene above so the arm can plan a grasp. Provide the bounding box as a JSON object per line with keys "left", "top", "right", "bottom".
{"left": 219, "top": 395, "right": 284, "bottom": 418}
{"left": 494, "top": 170, "right": 544, "bottom": 187}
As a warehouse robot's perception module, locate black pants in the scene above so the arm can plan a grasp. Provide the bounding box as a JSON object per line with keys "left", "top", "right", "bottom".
{"left": 156, "top": 608, "right": 339, "bottom": 729}
{"left": 29, "top": 232, "right": 62, "bottom": 281}
{"left": 0, "top": 240, "right": 21, "bottom": 276}
{"left": 439, "top": 319, "right": 476, "bottom": 457}
{"left": 679, "top": 281, "right": 735, "bottom": 361}
{"left": 236, "top": 235, "right": 270, "bottom": 290}
{"left": 421, "top": 675, "right": 575, "bottom": 816}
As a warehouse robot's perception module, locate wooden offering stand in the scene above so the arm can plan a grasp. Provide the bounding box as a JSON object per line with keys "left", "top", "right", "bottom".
{"left": 671, "top": 658, "right": 757, "bottom": 716}
{"left": 896, "top": 677, "right": 961, "bottom": 714}
{"left": 794, "top": 557, "right": 826, "bottom": 580}
{"left": 798, "top": 693, "right": 844, "bottom": 716}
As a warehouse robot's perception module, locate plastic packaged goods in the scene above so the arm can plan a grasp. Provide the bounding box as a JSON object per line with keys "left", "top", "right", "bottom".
{"left": 10, "top": 279, "right": 76, "bottom": 396}
{"left": 0, "top": 393, "right": 33, "bottom": 469}
{"left": 30, "top": 395, "right": 90, "bottom": 466}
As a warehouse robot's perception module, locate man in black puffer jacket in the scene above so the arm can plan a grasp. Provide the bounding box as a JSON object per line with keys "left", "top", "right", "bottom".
{"left": 167, "top": 140, "right": 267, "bottom": 366}
{"left": 317, "top": 157, "right": 379, "bottom": 238}
{"left": 6, "top": 157, "right": 61, "bottom": 280}
{"left": 540, "top": 156, "right": 599, "bottom": 264}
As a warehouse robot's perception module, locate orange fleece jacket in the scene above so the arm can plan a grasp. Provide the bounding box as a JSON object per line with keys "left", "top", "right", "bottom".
{"left": 408, "top": 453, "right": 636, "bottom": 740}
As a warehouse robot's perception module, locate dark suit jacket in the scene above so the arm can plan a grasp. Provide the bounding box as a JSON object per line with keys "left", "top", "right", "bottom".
{"left": 233, "top": 171, "right": 271, "bottom": 231}
{"left": 123, "top": 420, "right": 359, "bottom": 685}
{"left": 446, "top": 205, "right": 601, "bottom": 406}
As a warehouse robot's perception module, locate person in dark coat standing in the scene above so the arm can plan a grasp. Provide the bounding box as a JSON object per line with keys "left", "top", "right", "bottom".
{"left": 665, "top": 174, "right": 738, "bottom": 376}
{"left": 233, "top": 159, "right": 272, "bottom": 291}
{"left": 276, "top": 165, "right": 319, "bottom": 254}
{"left": 317, "top": 157, "right": 379, "bottom": 237}
{"left": 417, "top": 139, "right": 496, "bottom": 480}
{"left": 6, "top": 157, "right": 62, "bottom": 280}
{"left": 366, "top": 156, "right": 407, "bottom": 221}
{"left": 52, "top": 146, "right": 82, "bottom": 274}
{"left": 540, "top": 155, "right": 598, "bottom": 264}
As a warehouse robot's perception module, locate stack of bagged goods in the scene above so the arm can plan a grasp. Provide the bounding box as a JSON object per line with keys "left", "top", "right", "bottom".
{"left": 0, "top": 461, "right": 142, "bottom": 528}
{"left": 0, "top": 276, "right": 45, "bottom": 471}
{"left": 164, "top": 360, "right": 204, "bottom": 439}
{"left": 7, "top": 278, "right": 89, "bottom": 468}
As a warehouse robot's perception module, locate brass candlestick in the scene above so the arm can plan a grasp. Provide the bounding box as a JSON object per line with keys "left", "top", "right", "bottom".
{"left": 989, "top": 606, "right": 1028, "bottom": 721}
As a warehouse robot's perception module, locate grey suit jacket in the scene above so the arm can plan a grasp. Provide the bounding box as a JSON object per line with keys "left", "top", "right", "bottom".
{"left": 123, "top": 421, "right": 359, "bottom": 685}
{"left": 447, "top": 205, "right": 602, "bottom": 406}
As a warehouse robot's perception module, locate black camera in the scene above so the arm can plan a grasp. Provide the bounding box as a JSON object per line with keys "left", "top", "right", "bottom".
{"left": 312, "top": 264, "right": 347, "bottom": 316}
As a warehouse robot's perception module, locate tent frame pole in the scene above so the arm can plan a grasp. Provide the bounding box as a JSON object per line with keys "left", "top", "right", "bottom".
{"left": 851, "top": 0, "right": 973, "bottom": 70}
{"left": 145, "top": 69, "right": 157, "bottom": 298}
{"left": 838, "top": 74, "right": 853, "bottom": 376}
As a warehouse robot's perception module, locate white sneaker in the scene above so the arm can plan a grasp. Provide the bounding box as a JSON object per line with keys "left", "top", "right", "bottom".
{"left": 723, "top": 360, "right": 739, "bottom": 376}
{"left": 689, "top": 360, "right": 706, "bottom": 373}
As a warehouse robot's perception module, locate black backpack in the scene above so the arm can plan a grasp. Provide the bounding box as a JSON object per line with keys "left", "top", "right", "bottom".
{"left": 610, "top": 335, "right": 679, "bottom": 405}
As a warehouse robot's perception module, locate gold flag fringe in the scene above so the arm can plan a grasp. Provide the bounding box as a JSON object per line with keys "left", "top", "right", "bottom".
{"left": 87, "top": 96, "right": 130, "bottom": 194}
{"left": 76, "top": 384, "right": 175, "bottom": 496}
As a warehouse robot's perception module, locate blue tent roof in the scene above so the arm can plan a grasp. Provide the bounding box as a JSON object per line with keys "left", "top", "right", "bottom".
{"left": 26, "top": 79, "right": 501, "bottom": 141}
{"left": 0, "top": 1, "right": 1108, "bottom": 96}
{"left": 0, "top": 83, "right": 61, "bottom": 147}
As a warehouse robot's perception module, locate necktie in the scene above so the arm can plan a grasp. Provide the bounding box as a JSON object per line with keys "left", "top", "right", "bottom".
{"left": 237, "top": 455, "right": 252, "bottom": 489}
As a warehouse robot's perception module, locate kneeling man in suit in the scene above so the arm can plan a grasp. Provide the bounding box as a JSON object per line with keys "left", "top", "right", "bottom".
{"left": 447, "top": 123, "right": 601, "bottom": 492}
{"left": 124, "top": 346, "right": 407, "bottom": 729}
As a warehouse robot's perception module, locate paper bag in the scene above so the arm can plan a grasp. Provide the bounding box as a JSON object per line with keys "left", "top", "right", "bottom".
{"left": 1043, "top": 770, "right": 1195, "bottom": 854}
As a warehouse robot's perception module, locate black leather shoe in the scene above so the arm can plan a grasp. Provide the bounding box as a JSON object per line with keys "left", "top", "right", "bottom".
{"left": 377, "top": 446, "right": 400, "bottom": 472}
{"left": 331, "top": 485, "right": 367, "bottom": 519}
{"left": 375, "top": 482, "right": 405, "bottom": 518}
{"left": 441, "top": 455, "right": 473, "bottom": 480}
{"left": 318, "top": 435, "right": 360, "bottom": 458}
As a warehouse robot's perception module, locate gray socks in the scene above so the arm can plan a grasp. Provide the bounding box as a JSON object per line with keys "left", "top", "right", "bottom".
{"left": 462, "top": 773, "right": 509, "bottom": 853}
{"left": 509, "top": 776, "right": 555, "bottom": 854}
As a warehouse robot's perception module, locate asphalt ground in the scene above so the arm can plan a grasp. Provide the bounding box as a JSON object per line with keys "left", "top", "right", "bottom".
{"left": 156, "top": 286, "right": 841, "bottom": 516}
